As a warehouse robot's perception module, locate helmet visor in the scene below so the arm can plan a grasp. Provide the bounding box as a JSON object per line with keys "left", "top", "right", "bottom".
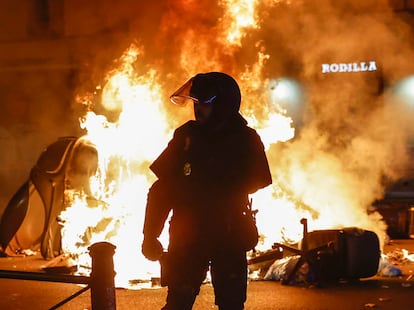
{"left": 170, "top": 76, "right": 218, "bottom": 106}
{"left": 169, "top": 77, "right": 196, "bottom": 105}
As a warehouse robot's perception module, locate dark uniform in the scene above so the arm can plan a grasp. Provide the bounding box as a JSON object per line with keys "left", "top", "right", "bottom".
{"left": 142, "top": 72, "right": 272, "bottom": 310}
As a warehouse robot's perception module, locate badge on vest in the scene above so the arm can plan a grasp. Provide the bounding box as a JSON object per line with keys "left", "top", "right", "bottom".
{"left": 183, "top": 162, "right": 192, "bottom": 176}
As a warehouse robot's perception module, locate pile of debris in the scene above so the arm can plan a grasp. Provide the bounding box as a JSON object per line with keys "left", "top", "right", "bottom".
{"left": 248, "top": 222, "right": 384, "bottom": 286}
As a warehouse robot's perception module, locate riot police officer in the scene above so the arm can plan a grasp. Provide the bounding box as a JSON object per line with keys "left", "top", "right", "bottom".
{"left": 141, "top": 72, "right": 272, "bottom": 309}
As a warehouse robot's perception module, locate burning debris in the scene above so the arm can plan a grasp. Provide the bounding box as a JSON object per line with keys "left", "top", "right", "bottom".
{"left": 249, "top": 218, "right": 381, "bottom": 286}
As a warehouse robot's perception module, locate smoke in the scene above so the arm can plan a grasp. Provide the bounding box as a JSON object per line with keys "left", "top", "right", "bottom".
{"left": 246, "top": 0, "right": 414, "bottom": 244}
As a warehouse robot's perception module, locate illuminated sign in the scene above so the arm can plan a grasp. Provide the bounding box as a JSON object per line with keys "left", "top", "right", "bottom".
{"left": 322, "top": 61, "right": 377, "bottom": 73}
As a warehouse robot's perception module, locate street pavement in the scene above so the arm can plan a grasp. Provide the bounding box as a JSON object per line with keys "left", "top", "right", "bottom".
{"left": 0, "top": 239, "right": 413, "bottom": 310}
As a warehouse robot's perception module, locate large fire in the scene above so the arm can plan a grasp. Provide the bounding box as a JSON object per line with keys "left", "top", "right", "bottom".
{"left": 60, "top": 43, "right": 297, "bottom": 287}
{"left": 56, "top": 0, "right": 414, "bottom": 287}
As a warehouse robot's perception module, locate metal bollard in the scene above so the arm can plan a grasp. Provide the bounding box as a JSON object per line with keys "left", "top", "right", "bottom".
{"left": 89, "top": 241, "right": 117, "bottom": 310}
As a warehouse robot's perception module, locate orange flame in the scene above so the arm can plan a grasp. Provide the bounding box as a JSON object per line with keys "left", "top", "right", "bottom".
{"left": 59, "top": 42, "right": 296, "bottom": 286}
{"left": 220, "top": 0, "right": 258, "bottom": 46}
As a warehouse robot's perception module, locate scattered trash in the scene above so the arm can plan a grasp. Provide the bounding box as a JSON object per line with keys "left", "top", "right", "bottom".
{"left": 385, "top": 248, "right": 414, "bottom": 266}
{"left": 364, "top": 303, "right": 377, "bottom": 308}
{"left": 379, "top": 264, "right": 402, "bottom": 277}
{"left": 378, "top": 297, "right": 391, "bottom": 302}
{"left": 378, "top": 256, "right": 402, "bottom": 277}
{"left": 41, "top": 254, "right": 78, "bottom": 274}
{"left": 20, "top": 249, "right": 38, "bottom": 256}
{"left": 264, "top": 255, "right": 301, "bottom": 282}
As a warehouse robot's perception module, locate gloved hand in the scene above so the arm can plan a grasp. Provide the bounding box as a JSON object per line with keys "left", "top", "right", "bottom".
{"left": 141, "top": 237, "right": 163, "bottom": 261}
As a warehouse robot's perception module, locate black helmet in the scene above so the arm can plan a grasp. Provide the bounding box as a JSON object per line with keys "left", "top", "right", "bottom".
{"left": 170, "top": 72, "right": 241, "bottom": 120}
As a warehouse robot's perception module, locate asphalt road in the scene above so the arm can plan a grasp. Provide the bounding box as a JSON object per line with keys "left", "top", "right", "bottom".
{"left": 0, "top": 239, "right": 413, "bottom": 310}
{"left": 0, "top": 275, "right": 413, "bottom": 309}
